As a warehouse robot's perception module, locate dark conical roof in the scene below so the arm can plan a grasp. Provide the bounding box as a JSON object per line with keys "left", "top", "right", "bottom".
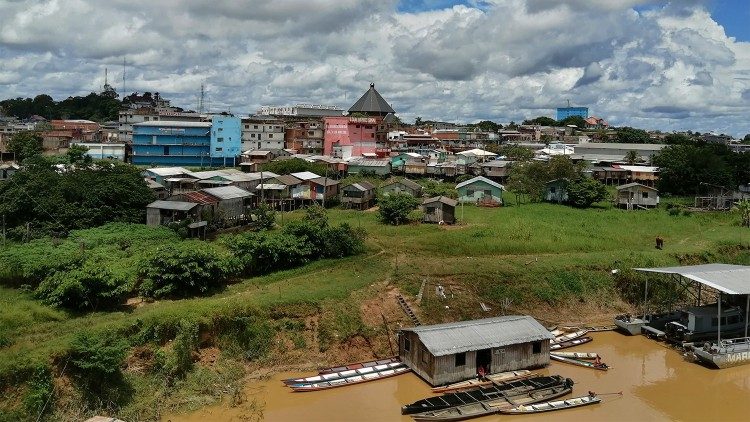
{"left": 348, "top": 83, "right": 395, "bottom": 116}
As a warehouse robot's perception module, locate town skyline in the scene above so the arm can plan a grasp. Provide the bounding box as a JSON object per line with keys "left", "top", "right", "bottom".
{"left": 1, "top": 1, "right": 750, "bottom": 136}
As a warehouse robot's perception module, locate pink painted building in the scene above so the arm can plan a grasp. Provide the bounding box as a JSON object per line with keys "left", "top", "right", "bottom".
{"left": 323, "top": 116, "right": 379, "bottom": 159}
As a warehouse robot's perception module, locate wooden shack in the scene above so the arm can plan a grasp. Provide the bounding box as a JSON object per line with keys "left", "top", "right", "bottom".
{"left": 544, "top": 179, "right": 569, "bottom": 204}
{"left": 422, "top": 196, "right": 457, "bottom": 224}
{"left": 381, "top": 178, "right": 423, "bottom": 197}
{"left": 341, "top": 181, "right": 376, "bottom": 209}
{"left": 398, "top": 316, "right": 553, "bottom": 387}
{"left": 616, "top": 182, "right": 659, "bottom": 209}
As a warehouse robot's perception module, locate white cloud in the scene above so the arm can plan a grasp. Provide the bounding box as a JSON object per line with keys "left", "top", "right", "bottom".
{"left": 0, "top": 0, "right": 749, "bottom": 136}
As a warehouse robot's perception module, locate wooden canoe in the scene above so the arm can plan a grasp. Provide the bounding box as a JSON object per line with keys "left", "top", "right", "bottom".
{"left": 551, "top": 351, "right": 599, "bottom": 360}
{"left": 500, "top": 395, "right": 601, "bottom": 414}
{"left": 551, "top": 354, "right": 609, "bottom": 371}
{"left": 288, "top": 366, "right": 411, "bottom": 391}
{"left": 550, "top": 336, "right": 593, "bottom": 351}
{"left": 317, "top": 356, "right": 400, "bottom": 374}
{"left": 431, "top": 370, "right": 533, "bottom": 393}
{"left": 282, "top": 361, "right": 406, "bottom": 386}
{"left": 552, "top": 329, "right": 589, "bottom": 344}
{"left": 410, "top": 384, "right": 574, "bottom": 421}
{"left": 403, "top": 375, "right": 569, "bottom": 415}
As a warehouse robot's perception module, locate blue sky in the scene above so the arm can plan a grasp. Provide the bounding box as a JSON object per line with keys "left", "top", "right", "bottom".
{"left": 400, "top": 0, "right": 750, "bottom": 42}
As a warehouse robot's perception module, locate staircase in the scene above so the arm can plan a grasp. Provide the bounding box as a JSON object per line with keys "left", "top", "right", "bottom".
{"left": 396, "top": 294, "right": 421, "bottom": 326}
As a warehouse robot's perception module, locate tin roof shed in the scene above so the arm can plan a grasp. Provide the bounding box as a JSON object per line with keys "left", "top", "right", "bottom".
{"left": 401, "top": 315, "right": 553, "bottom": 357}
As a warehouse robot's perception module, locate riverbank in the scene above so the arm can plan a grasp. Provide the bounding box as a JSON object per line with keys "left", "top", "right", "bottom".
{"left": 165, "top": 331, "right": 750, "bottom": 422}
{"left": 1, "top": 203, "right": 748, "bottom": 420}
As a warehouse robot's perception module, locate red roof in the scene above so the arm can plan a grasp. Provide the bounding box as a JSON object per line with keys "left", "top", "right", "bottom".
{"left": 181, "top": 191, "right": 219, "bottom": 205}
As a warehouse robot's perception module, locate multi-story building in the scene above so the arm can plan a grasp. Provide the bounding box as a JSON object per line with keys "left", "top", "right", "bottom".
{"left": 556, "top": 106, "right": 589, "bottom": 121}
{"left": 323, "top": 116, "right": 378, "bottom": 158}
{"left": 285, "top": 121, "right": 324, "bottom": 154}
{"left": 256, "top": 104, "right": 343, "bottom": 118}
{"left": 119, "top": 109, "right": 203, "bottom": 144}
{"left": 131, "top": 116, "right": 241, "bottom": 167}
{"left": 241, "top": 118, "right": 285, "bottom": 152}
{"left": 71, "top": 142, "right": 127, "bottom": 161}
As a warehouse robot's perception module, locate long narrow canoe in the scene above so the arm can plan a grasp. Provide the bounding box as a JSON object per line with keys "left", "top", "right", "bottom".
{"left": 402, "top": 375, "right": 568, "bottom": 415}
{"left": 551, "top": 352, "right": 599, "bottom": 360}
{"left": 317, "top": 356, "right": 400, "bottom": 374}
{"left": 431, "top": 370, "right": 533, "bottom": 393}
{"left": 550, "top": 336, "right": 592, "bottom": 351}
{"left": 410, "top": 384, "right": 574, "bottom": 421}
{"left": 500, "top": 394, "right": 601, "bottom": 414}
{"left": 551, "top": 354, "right": 609, "bottom": 371}
{"left": 289, "top": 366, "right": 411, "bottom": 391}
{"left": 282, "top": 362, "right": 405, "bottom": 386}
{"left": 552, "top": 329, "right": 589, "bottom": 344}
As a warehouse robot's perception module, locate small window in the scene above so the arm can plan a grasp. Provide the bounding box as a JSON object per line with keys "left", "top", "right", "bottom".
{"left": 245, "top": 125, "right": 249, "bottom": 129}
{"left": 728, "top": 315, "right": 740, "bottom": 325}
{"left": 254, "top": 125, "right": 259, "bottom": 129}
{"left": 269, "top": 134, "right": 273, "bottom": 139}
{"left": 711, "top": 317, "right": 718, "bottom": 326}
{"left": 550, "top": 186, "right": 557, "bottom": 193}
{"left": 642, "top": 192, "right": 649, "bottom": 198}
{"left": 215, "top": 147, "right": 223, "bottom": 152}
{"left": 421, "top": 346, "right": 429, "bottom": 364}
{"left": 532, "top": 341, "right": 542, "bottom": 354}
{"left": 484, "top": 189, "right": 492, "bottom": 196}
{"left": 455, "top": 352, "right": 466, "bottom": 367}
{"left": 404, "top": 338, "right": 411, "bottom": 352}
{"left": 466, "top": 189, "right": 474, "bottom": 196}
{"left": 217, "top": 137, "right": 224, "bottom": 143}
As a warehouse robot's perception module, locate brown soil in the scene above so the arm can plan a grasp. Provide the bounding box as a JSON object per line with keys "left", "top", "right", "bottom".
{"left": 197, "top": 347, "right": 220, "bottom": 367}
{"left": 125, "top": 345, "right": 156, "bottom": 374}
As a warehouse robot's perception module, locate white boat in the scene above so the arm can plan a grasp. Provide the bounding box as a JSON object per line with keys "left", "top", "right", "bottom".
{"left": 431, "top": 370, "right": 533, "bottom": 393}
{"left": 550, "top": 336, "right": 592, "bottom": 351}
{"left": 691, "top": 337, "right": 750, "bottom": 369}
{"left": 551, "top": 351, "right": 599, "bottom": 360}
{"left": 282, "top": 361, "right": 405, "bottom": 385}
{"left": 552, "top": 329, "right": 589, "bottom": 344}
{"left": 288, "top": 366, "right": 411, "bottom": 391}
{"left": 500, "top": 394, "right": 601, "bottom": 414}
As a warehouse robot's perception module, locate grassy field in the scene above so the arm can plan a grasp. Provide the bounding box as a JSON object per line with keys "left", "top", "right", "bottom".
{"left": 1, "top": 201, "right": 748, "bottom": 420}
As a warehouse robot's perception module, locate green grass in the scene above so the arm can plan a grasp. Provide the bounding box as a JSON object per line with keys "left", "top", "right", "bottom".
{"left": 1, "top": 202, "right": 748, "bottom": 420}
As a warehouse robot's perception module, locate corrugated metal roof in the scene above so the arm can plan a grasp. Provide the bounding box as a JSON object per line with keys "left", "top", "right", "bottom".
{"left": 182, "top": 191, "right": 219, "bottom": 205}
{"left": 147, "top": 200, "right": 198, "bottom": 211}
{"left": 348, "top": 159, "right": 390, "bottom": 167}
{"left": 276, "top": 175, "right": 302, "bottom": 186}
{"left": 345, "top": 181, "right": 376, "bottom": 191}
{"left": 146, "top": 167, "right": 191, "bottom": 177}
{"left": 423, "top": 196, "right": 458, "bottom": 207}
{"left": 616, "top": 182, "right": 658, "bottom": 191}
{"left": 402, "top": 316, "right": 553, "bottom": 357}
{"left": 310, "top": 177, "right": 339, "bottom": 186}
{"left": 383, "top": 178, "right": 422, "bottom": 191}
{"left": 634, "top": 264, "right": 750, "bottom": 295}
{"left": 348, "top": 83, "right": 395, "bottom": 114}
{"left": 291, "top": 171, "right": 322, "bottom": 180}
{"left": 202, "top": 186, "right": 252, "bottom": 200}
{"left": 456, "top": 176, "right": 504, "bottom": 190}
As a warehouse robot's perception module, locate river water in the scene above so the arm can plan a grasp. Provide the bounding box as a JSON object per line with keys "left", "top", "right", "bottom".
{"left": 166, "top": 332, "right": 750, "bottom": 421}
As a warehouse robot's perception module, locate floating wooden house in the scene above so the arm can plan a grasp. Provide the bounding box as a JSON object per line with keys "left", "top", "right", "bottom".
{"left": 398, "top": 316, "right": 553, "bottom": 386}
{"left": 341, "top": 181, "right": 376, "bottom": 209}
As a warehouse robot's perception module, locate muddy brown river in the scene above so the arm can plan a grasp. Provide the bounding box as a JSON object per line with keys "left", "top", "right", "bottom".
{"left": 166, "top": 332, "right": 750, "bottom": 421}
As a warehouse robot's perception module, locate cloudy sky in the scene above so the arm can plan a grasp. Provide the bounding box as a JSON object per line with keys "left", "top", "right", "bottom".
{"left": 1, "top": 0, "right": 750, "bottom": 136}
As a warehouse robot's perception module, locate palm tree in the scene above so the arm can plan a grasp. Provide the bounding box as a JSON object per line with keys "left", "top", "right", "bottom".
{"left": 625, "top": 150, "right": 640, "bottom": 165}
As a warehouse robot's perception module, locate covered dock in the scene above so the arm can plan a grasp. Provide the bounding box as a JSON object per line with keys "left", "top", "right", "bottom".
{"left": 630, "top": 264, "right": 750, "bottom": 368}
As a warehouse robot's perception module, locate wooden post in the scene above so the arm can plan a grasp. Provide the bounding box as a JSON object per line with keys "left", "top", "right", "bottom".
{"left": 745, "top": 294, "right": 749, "bottom": 339}
{"left": 718, "top": 293, "right": 722, "bottom": 344}
{"left": 382, "top": 313, "right": 395, "bottom": 356}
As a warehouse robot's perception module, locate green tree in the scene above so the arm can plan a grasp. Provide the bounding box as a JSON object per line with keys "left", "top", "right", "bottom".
{"left": 736, "top": 199, "right": 750, "bottom": 228}
{"left": 522, "top": 116, "right": 557, "bottom": 126}
{"left": 475, "top": 120, "right": 502, "bottom": 132}
{"left": 68, "top": 331, "right": 128, "bottom": 393}
{"left": 35, "top": 264, "right": 128, "bottom": 311}
{"left": 506, "top": 161, "right": 550, "bottom": 203}
{"left": 7, "top": 131, "right": 43, "bottom": 161}
{"left": 566, "top": 177, "right": 609, "bottom": 208}
{"left": 497, "top": 144, "right": 534, "bottom": 161}
{"left": 260, "top": 158, "right": 327, "bottom": 176}
{"left": 742, "top": 134, "right": 750, "bottom": 144}
{"left": 664, "top": 133, "right": 694, "bottom": 145}
{"left": 414, "top": 117, "right": 423, "bottom": 126}
{"left": 653, "top": 144, "right": 735, "bottom": 195}
{"left": 66, "top": 144, "right": 92, "bottom": 164}
{"left": 624, "top": 150, "right": 641, "bottom": 165}
{"left": 378, "top": 193, "right": 420, "bottom": 225}
{"left": 558, "top": 115, "right": 587, "bottom": 128}
{"left": 138, "top": 242, "right": 236, "bottom": 299}
{"left": 616, "top": 127, "right": 651, "bottom": 144}
{"left": 251, "top": 203, "right": 276, "bottom": 230}
{"left": 546, "top": 155, "right": 580, "bottom": 180}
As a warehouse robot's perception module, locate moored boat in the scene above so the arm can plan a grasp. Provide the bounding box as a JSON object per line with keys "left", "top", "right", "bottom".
{"left": 551, "top": 354, "right": 609, "bottom": 371}
{"left": 500, "top": 394, "right": 601, "bottom": 414}
{"left": 431, "top": 370, "right": 533, "bottom": 393}
{"left": 691, "top": 337, "right": 750, "bottom": 369}
{"left": 551, "top": 351, "right": 599, "bottom": 360}
{"left": 614, "top": 314, "right": 647, "bottom": 335}
{"left": 552, "top": 329, "right": 589, "bottom": 344}
{"left": 550, "top": 336, "right": 592, "bottom": 351}
{"left": 409, "top": 382, "right": 574, "bottom": 421}
{"left": 317, "top": 356, "right": 400, "bottom": 374}
{"left": 288, "top": 366, "right": 411, "bottom": 391}
{"left": 282, "top": 361, "right": 405, "bottom": 386}
{"left": 402, "top": 375, "right": 568, "bottom": 415}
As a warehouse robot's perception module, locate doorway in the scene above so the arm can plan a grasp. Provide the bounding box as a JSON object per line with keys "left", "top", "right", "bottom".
{"left": 476, "top": 349, "right": 492, "bottom": 376}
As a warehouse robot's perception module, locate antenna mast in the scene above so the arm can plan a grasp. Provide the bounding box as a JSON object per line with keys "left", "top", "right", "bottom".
{"left": 198, "top": 83, "right": 205, "bottom": 114}
{"left": 122, "top": 58, "right": 126, "bottom": 95}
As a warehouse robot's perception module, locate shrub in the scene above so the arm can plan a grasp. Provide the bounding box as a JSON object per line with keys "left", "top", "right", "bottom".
{"left": 219, "top": 316, "right": 274, "bottom": 361}
{"left": 138, "top": 242, "right": 236, "bottom": 299}
{"left": 378, "top": 193, "right": 420, "bottom": 225}
{"left": 162, "top": 320, "right": 198, "bottom": 378}
{"left": 320, "top": 223, "right": 367, "bottom": 258}
{"left": 566, "top": 177, "right": 608, "bottom": 208}
{"left": 251, "top": 203, "right": 276, "bottom": 230}
{"left": 68, "top": 331, "right": 128, "bottom": 390}
{"left": 22, "top": 365, "right": 54, "bottom": 416}
{"left": 407, "top": 209, "right": 425, "bottom": 223}
{"left": 35, "top": 264, "right": 128, "bottom": 311}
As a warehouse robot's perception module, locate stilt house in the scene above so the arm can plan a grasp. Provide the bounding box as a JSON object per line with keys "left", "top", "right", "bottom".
{"left": 398, "top": 316, "right": 553, "bottom": 386}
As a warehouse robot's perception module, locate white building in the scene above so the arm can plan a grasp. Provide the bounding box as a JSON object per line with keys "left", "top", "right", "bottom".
{"left": 256, "top": 104, "right": 343, "bottom": 118}
{"left": 241, "top": 118, "right": 285, "bottom": 152}
{"left": 72, "top": 142, "right": 127, "bottom": 161}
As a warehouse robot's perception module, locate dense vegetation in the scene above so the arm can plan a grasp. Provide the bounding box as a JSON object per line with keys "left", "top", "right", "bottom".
{"left": 378, "top": 193, "right": 421, "bottom": 225}
{"left": 0, "top": 93, "right": 121, "bottom": 122}
{"left": 260, "top": 158, "right": 328, "bottom": 177}
{"left": 653, "top": 143, "right": 750, "bottom": 195}
{"left": 0, "top": 157, "right": 155, "bottom": 239}
{"left": 0, "top": 202, "right": 747, "bottom": 420}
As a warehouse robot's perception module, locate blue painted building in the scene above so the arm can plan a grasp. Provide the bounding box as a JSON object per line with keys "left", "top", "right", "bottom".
{"left": 209, "top": 115, "right": 242, "bottom": 166}
{"left": 132, "top": 117, "right": 241, "bottom": 167}
{"left": 556, "top": 106, "right": 589, "bottom": 121}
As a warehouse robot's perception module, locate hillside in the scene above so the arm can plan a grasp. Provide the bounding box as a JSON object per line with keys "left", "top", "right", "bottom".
{"left": 1, "top": 203, "right": 748, "bottom": 420}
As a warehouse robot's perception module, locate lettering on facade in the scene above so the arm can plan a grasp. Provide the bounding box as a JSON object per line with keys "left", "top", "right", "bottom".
{"left": 726, "top": 352, "right": 750, "bottom": 363}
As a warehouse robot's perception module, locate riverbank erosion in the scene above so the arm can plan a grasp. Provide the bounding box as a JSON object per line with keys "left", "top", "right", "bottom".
{"left": 1, "top": 203, "right": 749, "bottom": 420}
